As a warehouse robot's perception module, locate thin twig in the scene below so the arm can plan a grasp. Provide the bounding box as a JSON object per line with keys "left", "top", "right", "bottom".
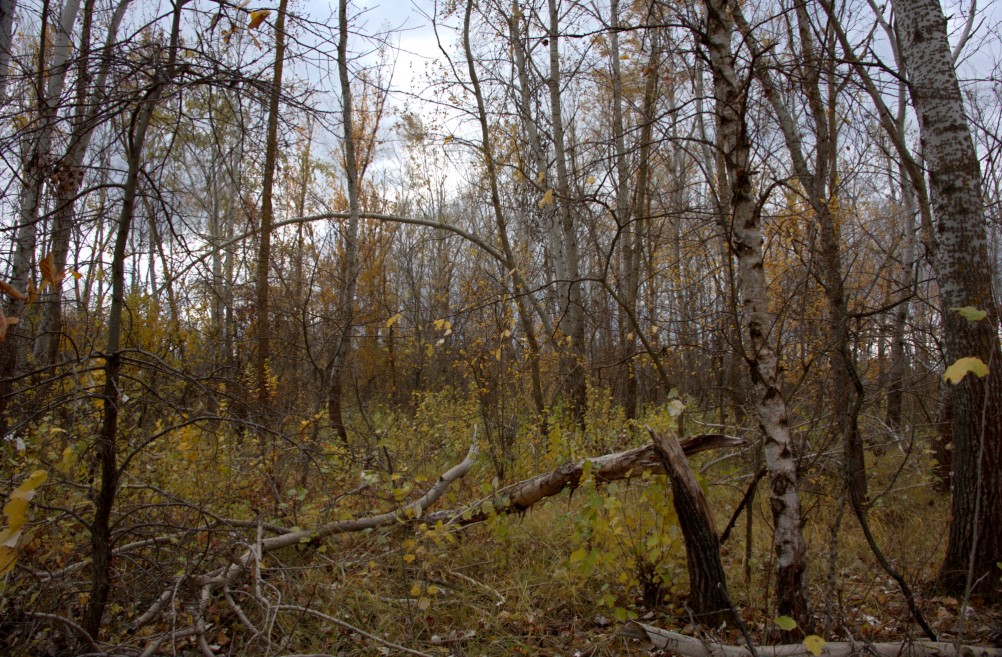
{"left": 275, "top": 604, "right": 434, "bottom": 657}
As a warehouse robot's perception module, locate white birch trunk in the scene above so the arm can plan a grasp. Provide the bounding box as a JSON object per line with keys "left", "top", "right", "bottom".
{"left": 702, "top": 0, "right": 810, "bottom": 623}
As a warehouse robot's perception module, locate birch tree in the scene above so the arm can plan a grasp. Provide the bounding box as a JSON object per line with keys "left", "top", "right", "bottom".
{"left": 699, "top": 0, "right": 811, "bottom": 624}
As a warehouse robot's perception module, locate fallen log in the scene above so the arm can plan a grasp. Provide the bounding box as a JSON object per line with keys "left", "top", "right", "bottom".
{"left": 620, "top": 622, "right": 1002, "bottom": 657}
{"left": 426, "top": 433, "right": 745, "bottom": 525}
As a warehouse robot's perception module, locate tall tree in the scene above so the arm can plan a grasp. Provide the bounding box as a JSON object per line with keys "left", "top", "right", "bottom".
{"left": 894, "top": 0, "right": 1002, "bottom": 599}
{"left": 255, "top": 0, "right": 290, "bottom": 410}
{"left": 326, "top": 0, "right": 362, "bottom": 444}
{"left": 545, "top": 0, "right": 588, "bottom": 423}
{"left": 463, "top": 0, "right": 547, "bottom": 426}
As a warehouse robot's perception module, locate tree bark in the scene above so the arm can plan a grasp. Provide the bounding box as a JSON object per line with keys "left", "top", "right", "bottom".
{"left": 894, "top": 0, "right": 1002, "bottom": 599}
{"left": 0, "top": 0, "right": 15, "bottom": 95}
{"left": 545, "top": 0, "right": 587, "bottom": 424}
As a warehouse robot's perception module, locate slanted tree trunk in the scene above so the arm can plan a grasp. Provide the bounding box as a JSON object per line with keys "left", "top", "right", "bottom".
{"left": 894, "top": 0, "right": 1002, "bottom": 599}
{"left": 649, "top": 428, "right": 734, "bottom": 625}
{"left": 701, "top": 0, "right": 811, "bottom": 624}
{"left": 464, "top": 0, "right": 546, "bottom": 427}
{"left": 82, "top": 0, "right": 182, "bottom": 635}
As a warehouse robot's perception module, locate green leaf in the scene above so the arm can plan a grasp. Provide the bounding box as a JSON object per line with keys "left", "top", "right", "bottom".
{"left": 944, "top": 357, "right": 989, "bottom": 384}
{"left": 774, "top": 615, "right": 798, "bottom": 631}
{"left": 803, "top": 635, "right": 826, "bottom": 656}
{"left": 951, "top": 306, "right": 988, "bottom": 322}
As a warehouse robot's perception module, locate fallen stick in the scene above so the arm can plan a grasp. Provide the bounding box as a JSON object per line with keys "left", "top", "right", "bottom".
{"left": 620, "top": 622, "right": 1002, "bottom": 657}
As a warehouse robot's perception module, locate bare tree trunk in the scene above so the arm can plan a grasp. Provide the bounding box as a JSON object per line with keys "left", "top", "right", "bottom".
{"left": 326, "top": 0, "right": 361, "bottom": 445}
{"left": 885, "top": 180, "right": 917, "bottom": 431}
{"left": 254, "top": 0, "right": 289, "bottom": 411}
{"left": 701, "top": 0, "right": 811, "bottom": 624}
{"left": 545, "top": 0, "right": 587, "bottom": 424}
{"left": 0, "top": 0, "right": 81, "bottom": 427}
{"left": 894, "top": 0, "right": 1002, "bottom": 599}
{"left": 0, "top": 0, "right": 14, "bottom": 95}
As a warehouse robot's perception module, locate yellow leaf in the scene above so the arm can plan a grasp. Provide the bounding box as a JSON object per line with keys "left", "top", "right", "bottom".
{"left": 3, "top": 498, "right": 29, "bottom": 529}
{"left": 403, "top": 553, "right": 416, "bottom": 563}
{"left": 0, "top": 470, "right": 46, "bottom": 576}
{"left": 535, "top": 171, "right": 545, "bottom": 184}
{"left": 17, "top": 470, "right": 47, "bottom": 494}
{"left": 443, "top": 135, "right": 454, "bottom": 144}
{"left": 0, "top": 545, "right": 18, "bottom": 577}
{"left": 538, "top": 189, "right": 554, "bottom": 208}
{"left": 803, "top": 635, "right": 826, "bottom": 656}
{"left": 774, "top": 615, "right": 798, "bottom": 631}
{"left": 410, "top": 583, "right": 422, "bottom": 596}
{"left": 248, "top": 10, "right": 270, "bottom": 30}
{"left": 951, "top": 306, "right": 987, "bottom": 322}
{"left": 71, "top": 270, "right": 83, "bottom": 281}
{"left": 944, "top": 357, "right": 989, "bottom": 384}
{"left": 56, "top": 446, "right": 76, "bottom": 474}
{"left": 386, "top": 313, "right": 401, "bottom": 329}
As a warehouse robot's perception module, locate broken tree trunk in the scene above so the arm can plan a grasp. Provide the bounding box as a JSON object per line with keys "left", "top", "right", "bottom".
{"left": 649, "top": 428, "right": 735, "bottom": 626}
{"left": 426, "top": 433, "right": 745, "bottom": 525}
{"left": 621, "top": 623, "right": 1002, "bottom": 657}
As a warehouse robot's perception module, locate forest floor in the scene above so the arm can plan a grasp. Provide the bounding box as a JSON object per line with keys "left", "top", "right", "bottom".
{"left": 7, "top": 401, "right": 1002, "bottom": 656}
{"left": 205, "top": 446, "right": 1001, "bottom": 657}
